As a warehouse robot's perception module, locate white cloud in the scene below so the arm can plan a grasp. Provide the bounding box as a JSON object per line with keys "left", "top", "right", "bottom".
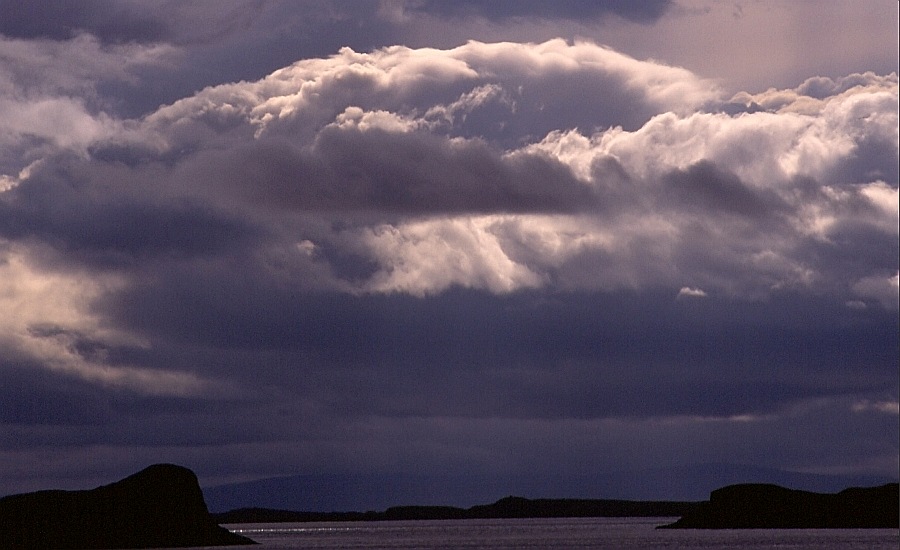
{"left": 503, "top": 73, "right": 897, "bottom": 298}
{"left": 352, "top": 212, "right": 697, "bottom": 296}
{"left": 423, "top": 83, "right": 513, "bottom": 127}
{"left": 3, "top": 39, "right": 896, "bottom": 302}
{"left": 0, "top": 97, "right": 119, "bottom": 149}
{"left": 0, "top": 33, "right": 176, "bottom": 175}
{"left": 0, "top": 174, "right": 17, "bottom": 192}
{"left": 448, "top": 38, "right": 718, "bottom": 112}
{"left": 360, "top": 216, "right": 544, "bottom": 296}
{"left": 140, "top": 38, "right": 716, "bottom": 153}
{"left": 330, "top": 106, "right": 422, "bottom": 133}
{"left": 860, "top": 181, "right": 900, "bottom": 219}
{"left": 534, "top": 73, "right": 898, "bottom": 189}
{"left": 677, "top": 287, "right": 708, "bottom": 299}
{"left": 0, "top": 33, "right": 176, "bottom": 100}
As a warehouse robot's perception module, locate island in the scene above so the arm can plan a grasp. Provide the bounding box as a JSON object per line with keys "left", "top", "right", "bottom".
{"left": 0, "top": 464, "right": 256, "bottom": 549}
{"left": 659, "top": 482, "right": 899, "bottom": 529}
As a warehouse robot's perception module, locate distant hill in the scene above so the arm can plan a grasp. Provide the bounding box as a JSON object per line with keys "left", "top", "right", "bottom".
{"left": 212, "top": 483, "right": 899, "bottom": 529}
{"left": 660, "top": 483, "right": 899, "bottom": 529}
{"left": 203, "top": 463, "right": 897, "bottom": 513}
{"left": 214, "top": 495, "right": 700, "bottom": 524}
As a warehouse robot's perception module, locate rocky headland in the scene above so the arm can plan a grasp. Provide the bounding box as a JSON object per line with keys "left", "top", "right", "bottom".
{"left": 0, "top": 464, "right": 255, "bottom": 549}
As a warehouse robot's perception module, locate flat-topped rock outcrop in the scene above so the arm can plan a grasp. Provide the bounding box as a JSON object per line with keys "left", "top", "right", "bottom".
{"left": 0, "top": 464, "right": 255, "bottom": 549}
{"left": 660, "top": 482, "right": 899, "bottom": 529}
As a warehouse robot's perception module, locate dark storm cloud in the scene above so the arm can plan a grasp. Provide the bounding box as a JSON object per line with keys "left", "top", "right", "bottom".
{"left": 0, "top": 11, "right": 896, "bottom": 504}
{"left": 0, "top": 158, "right": 261, "bottom": 267}
{"left": 99, "top": 268, "right": 897, "bottom": 421}
{"left": 410, "top": 0, "right": 672, "bottom": 23}
{"left": 661, "top": 161, "right": 787, "bottom": 218}
{"left": 6, "top": 269, "right": 891, "bottom": 495}
{"left": 201, "top": 130, "right": 598, "bottom": 215}
{"left": 830, "top": 133, "right": 900, "bottom": 186}
{"left": 0, "top": 356, "right": 111, "bottom": 426}
{"left": 0, "top": 1, "right": 394, "bottom": 117}
{"left": 0, "top": 0, "right": 167, "bottom": 43}
{"left": 0, "top": 0, "right": 265, "bottom": 45}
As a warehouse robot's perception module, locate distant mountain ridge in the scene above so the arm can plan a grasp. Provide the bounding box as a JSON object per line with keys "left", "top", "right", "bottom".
{"left": 203, "top": 463, "right": 897, "bottom": 513}
{"left": 214, "top": 495, "right": 700, "bottom": 524}
{"left": 214, "top": 484, "right": 898, "bottom": 528}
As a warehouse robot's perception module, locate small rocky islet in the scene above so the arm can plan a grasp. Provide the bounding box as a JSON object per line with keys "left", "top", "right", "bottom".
{"left": 658, "top": 482, "right": 899, "bottom": 529}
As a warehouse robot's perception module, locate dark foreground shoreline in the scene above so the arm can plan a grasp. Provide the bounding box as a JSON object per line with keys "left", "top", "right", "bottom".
{"left": 1, "top": 462, "right": 896, "bottom": 550}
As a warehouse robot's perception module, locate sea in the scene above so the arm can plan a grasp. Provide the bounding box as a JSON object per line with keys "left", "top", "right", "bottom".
{"left": 184, "top": 517, "right": 899, "bottom": 549}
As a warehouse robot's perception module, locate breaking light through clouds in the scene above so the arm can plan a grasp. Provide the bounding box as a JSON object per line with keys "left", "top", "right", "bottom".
{"left": 0, "top": 0, "right": 896, "bottom": 503}
{"left": 0, "top": 245, "right": 220, "bottom": 397}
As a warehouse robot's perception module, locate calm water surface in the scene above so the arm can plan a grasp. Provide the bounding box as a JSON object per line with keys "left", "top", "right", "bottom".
{"left": 211, "top": 517, "right": 899, "bottom": 549}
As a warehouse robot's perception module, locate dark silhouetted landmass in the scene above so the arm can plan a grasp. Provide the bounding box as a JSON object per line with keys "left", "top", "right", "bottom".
{"left": 213, "top": 495, "right": 699, "bottom": 524}
{"left": 202, "top": 463, "right": 896, "bottom": 512}
{"left": 466, "top": 496, "right": 698, "bottom": 518}
{"left": 660, "top": 483, "right": 899, "bottom": 529}
{"left": 0, "top": 464, "right": 256, "bottom": 549}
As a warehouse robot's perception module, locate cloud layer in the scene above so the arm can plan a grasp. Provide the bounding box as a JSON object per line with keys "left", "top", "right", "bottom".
{"left": 0, "top": 9, "right": 897, "bottom": 500}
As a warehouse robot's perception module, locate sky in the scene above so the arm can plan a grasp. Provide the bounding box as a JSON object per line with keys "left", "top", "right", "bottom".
{"left": 0, "top": 0, "right": 897, "bottom": 504}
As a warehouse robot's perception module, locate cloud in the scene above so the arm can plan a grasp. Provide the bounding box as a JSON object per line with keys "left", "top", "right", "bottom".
{"left": 0, "top": 0, "right": 266, "bottom": 45}
{"left": 360, "top": 217, "right": 545, "bottom": 296}
{"left": 0, "top": 32, "right": 896, "bottom": 497}
{"left": 853, "top": 272, "right": 900, "bottom": 309}
{"left": 3, "top": 39, "right": 895, "bottom": 301}
{"left": 0, "top": 33, "right": 175, "bottom": 178}
{"left": 0, "top": 97, "right": 118, "bottom": 150}
{"left": 0, "top": 33, "right": 174, "bottom": 99}
{"left": 677, "top": 287, "right": 707, "bottom": 299}
{"left": 0, "top": 243, "right": 225, "bottom": 397}
{"left": 138, "top": 38, "right": 716, "bottom": 151}
{"left": 398, "top": 0, "right": 673, "bottom": 24}
{"left": 852, "top": 399, "right": 900, "bottom": 415}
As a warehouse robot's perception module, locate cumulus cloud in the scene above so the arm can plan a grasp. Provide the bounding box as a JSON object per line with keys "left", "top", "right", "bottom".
{"left": 0, "top": 33, "right": 174, "bottom": 99}
{"left": 136, "top": 38, "right": 717, "bottom": 151}
{"left": 0, "top": 32, "right": 896, "bottom": 496}
{"left": 4, "top": 39, "right": 895, "bottom": 302}
{"left": 360, "top": 217, "right": 545, "bottom": 296}
{"left": 0, "top": 33, "right": 175, "bottom": 177}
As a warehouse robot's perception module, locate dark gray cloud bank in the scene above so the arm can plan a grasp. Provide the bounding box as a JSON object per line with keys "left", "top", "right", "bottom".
{"left": 0, "top": 1, "right": 897, "bottom": 504}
